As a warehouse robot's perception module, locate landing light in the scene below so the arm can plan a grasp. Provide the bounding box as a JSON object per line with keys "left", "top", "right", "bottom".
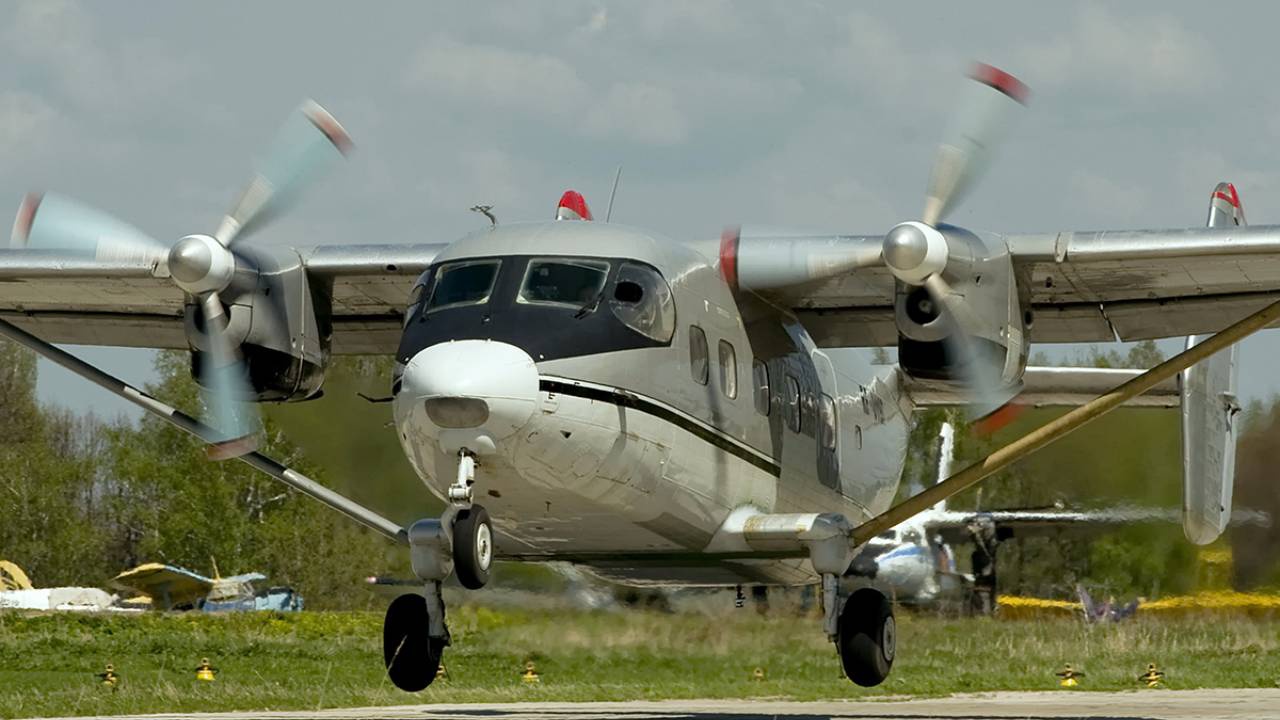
{"left": 424, "top": 397, "right": 490, "bottom": 429}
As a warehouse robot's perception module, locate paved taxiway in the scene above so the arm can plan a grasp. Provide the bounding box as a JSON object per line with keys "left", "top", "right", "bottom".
{"left": 43, "top": 689, "right": 1280, "bottom": 720}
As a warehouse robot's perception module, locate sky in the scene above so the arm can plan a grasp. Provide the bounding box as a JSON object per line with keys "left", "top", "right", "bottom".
{"left": 6, "top": 1, "right": 1280, "bottom": 418}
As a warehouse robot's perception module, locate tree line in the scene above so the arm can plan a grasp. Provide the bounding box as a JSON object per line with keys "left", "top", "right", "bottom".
{"left": 0, "top": 343, "right": 408, "bottom": 609}
{"left": 899, "top": 340, "right": 1280, "bottom": 598}
{"left": 3, "top": 337, "right": 1276, "bottom": 606}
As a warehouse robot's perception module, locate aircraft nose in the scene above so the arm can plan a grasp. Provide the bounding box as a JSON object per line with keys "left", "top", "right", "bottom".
{"left": 398, "top": 340, "right": 539, "bottom": 451}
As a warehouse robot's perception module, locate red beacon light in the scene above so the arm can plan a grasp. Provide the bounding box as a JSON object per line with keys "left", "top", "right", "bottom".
{"left": 556, "top": 190, "right": 593, "bottom": 221}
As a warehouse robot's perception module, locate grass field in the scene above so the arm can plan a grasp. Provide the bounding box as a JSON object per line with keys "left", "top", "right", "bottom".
{"left": 2, "top": 603, "right": 1278, "bottom": 719}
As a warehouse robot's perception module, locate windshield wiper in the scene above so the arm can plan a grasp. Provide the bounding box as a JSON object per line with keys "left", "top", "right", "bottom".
{"left": 572, "top": 287, "right": 607, "bottom": 319}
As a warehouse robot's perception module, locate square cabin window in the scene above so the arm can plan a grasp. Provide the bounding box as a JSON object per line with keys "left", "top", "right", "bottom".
{"left": 785, "top": 375, "right": 801, "bottom": 432}
{"left": 819, "top": 393, "right": 837, "bottom": 450}
{"left": 689, "top": 326, "right": 709, "bottom": 385}
{"left": 718, "top": 340, "right": 738, "bottom": 399}
{"left": 752, "top": 359, "right": 770, "bottom": 415}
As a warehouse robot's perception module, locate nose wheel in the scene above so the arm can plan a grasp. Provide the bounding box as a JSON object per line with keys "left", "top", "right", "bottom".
{"left": 452, "top": 505, "right": 493, "bottom": 589}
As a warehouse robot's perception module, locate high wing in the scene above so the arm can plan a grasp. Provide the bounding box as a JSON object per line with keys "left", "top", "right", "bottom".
{"left": 0, "top": 243, "right": 443, "bottom": 354}
{"left": 764, "top": 224, "right": 1280, "bottom": 347}
{"left": 109, "top": 562, "right": 215, "bottom": 609}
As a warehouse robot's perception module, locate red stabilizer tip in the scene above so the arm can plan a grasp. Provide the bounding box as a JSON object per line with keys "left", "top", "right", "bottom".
{"left": 970, "top": 63, "right": 1030, "bottom": 104}
{"left": 304, "top": 103, "right": 354, "bottom": 156}
{"left": 557, "top": 190, "right": 593, "bottom": 220}
{"left": 971, "top": 401, "right": 1027, "bottom": 437}
{"left": 1214, "top": 183, "right": 1242, "bottom": 209}
{"left": 719, "top": 226, "right": 740, "bottom": 289}
{"left": 12, "top": 192, "right": 42, "bottom": 247}
{"left": 206, "top": 435, "right": 258, "bottom": 461}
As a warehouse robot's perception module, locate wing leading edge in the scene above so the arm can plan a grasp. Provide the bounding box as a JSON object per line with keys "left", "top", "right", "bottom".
{"left": 0, "top": 243, "right": 445, "bottom": 353}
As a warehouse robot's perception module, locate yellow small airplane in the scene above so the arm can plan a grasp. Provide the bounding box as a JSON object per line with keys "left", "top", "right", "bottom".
{"left": 111, "top": 562, "right": 301, "bottom": 612}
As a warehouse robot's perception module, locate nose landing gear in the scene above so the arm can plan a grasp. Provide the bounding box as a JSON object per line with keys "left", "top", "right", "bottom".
{"left": 383, "top": 450, "right": 495, "bottom": 692}
{"left": 453, "top": 505, "right": 493, "bottom": 589}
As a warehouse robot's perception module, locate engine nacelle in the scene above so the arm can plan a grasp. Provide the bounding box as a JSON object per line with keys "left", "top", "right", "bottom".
{"left": 894, "top": 226, "right": 1029, "bottom": 388}
{"left": 185, "top": 245, "right": 331, "bottom": 402}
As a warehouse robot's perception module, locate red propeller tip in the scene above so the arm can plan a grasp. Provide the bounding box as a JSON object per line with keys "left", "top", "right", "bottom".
{"left": 719, "top": 226, "right": 740, "bottom": 290}
{"left": 970, "top": 63, "right": 1030, "bottom": 105}
{"left": 303, "top": 101, "right": 354, "bottom": 157}
{"left": 11, "top": 192, "right": 42, "bottom": 247}
{"left": 971, "top": 401, "right": 1027, "bottom": 437}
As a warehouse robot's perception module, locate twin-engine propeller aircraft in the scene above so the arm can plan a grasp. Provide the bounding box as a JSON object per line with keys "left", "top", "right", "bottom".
{"left": 0, "top": 64, "right": 1269, "bottom": 689}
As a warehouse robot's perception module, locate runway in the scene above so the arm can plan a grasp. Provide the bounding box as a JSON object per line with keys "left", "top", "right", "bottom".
{"left": 44, "top": 689, "right": 1280, "bottom": 720}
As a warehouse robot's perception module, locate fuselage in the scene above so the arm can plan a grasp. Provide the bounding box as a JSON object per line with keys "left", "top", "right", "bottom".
{"left": 390, "top": 221, "right": 912, "bottom": 586}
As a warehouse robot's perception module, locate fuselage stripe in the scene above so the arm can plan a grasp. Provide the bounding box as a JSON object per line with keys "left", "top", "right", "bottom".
{"left": 538, "top": 378, "right": 782, "bottom": 477}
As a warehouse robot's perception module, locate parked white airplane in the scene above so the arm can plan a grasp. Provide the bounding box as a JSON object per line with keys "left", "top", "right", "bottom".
{"left": 852, "top": 423, "right": 1268, "bottom": 613}
{"left": 0, "top": 64, "right": 1261, "bottom": 690}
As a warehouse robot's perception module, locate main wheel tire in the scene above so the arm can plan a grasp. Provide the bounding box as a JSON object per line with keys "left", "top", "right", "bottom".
{"left": 453, "top": 505, "right": 493, "bottom": 590}
{"left": 383, "top": 593, "right": 443, "bottom": 692}
{"left": 837, "top": 588, "right": 895, "bottom": 687}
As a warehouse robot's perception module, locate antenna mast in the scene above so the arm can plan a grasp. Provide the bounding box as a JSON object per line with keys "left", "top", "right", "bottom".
{"left": 605, "top": 166, "right": 622, "bottom": 222}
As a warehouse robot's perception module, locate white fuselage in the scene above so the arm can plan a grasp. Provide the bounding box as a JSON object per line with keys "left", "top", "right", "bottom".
{"left": 390, "top": 222, "right": 913, "bottom": 587}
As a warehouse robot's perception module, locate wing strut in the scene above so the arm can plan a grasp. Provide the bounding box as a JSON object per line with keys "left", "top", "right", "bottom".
{"left": 0, "top": 318, "right": 408, "bottom": 545}
{"left": 852, "top": 297, "right": 1280, "bottom": 545}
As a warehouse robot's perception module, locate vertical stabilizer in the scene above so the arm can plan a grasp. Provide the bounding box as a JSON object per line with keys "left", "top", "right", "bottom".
{"left": 934, "top": 421, "right": 955, "bottom": 512}
{"left": 1181, "top": 183, "right": 1244, "bottom": 544}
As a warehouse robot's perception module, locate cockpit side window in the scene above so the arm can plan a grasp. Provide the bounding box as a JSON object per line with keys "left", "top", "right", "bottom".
{"left": 425, "top": 260, "right": 501, "bottom": 313}
{"left": 610, "top": 262, "right": 675, "bottom": 343}
{"left": 519, "top": 258, "right": 610, "bottom": 309}
{"left": 405, "top": 271, "right": 432, "bottom": 326}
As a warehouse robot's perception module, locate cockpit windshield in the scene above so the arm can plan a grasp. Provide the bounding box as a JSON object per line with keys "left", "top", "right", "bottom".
{"left": 425, "top": 260, "right": 501, "bottom": 313}
{"left": 519, "top": 259, "right": 610, "bottom": 308}
{"left": 401, "top": 254, "right": 677, "bottom": 362}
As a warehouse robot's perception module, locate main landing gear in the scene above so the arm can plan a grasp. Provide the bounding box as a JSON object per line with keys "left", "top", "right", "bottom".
{"left": 804, "top": 519, "right": 895, "bottom": 687}
{"left": 383, "top": 450, "right": 494, "bottom": 692}
{"left": 837, "top": 587, "right": 895, "bottom": 686}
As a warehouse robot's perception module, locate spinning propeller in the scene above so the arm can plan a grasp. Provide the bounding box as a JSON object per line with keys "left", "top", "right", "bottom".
{"left": 880, "top": 63, "right": 1029, "bottom": 421}
{"left": 11, "top": 101, "right": 352, "bottom": 459}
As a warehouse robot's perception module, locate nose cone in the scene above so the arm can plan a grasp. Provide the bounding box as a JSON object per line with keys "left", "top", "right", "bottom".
{"left": 398, "top": 340, "right": 539, "bottom": 450}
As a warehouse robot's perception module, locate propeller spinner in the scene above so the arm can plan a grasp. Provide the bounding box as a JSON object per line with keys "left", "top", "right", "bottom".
{"left": 12, "top": 101, "right": 352, "bottom": 459}
{"left": 881, "top": 63, "right": 1029, "bottom": 419}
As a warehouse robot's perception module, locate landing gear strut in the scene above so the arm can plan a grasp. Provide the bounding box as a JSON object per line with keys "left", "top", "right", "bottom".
{"left": 383, "top": 450, "right": 495, "bottom": 691}
{"left": 799, "top": 513, "right": 895, "bottom": 688}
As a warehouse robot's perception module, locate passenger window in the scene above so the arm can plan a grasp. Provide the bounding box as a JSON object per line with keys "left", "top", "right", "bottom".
{"left": 610, "top": 262, "right": 676, "bottom": 342}
{"left": 752, "top": 359, "right": 769, "bottom": 415}
{"left": 819, "top": 394, "right": 837, "bottom": 450}
{"left": 519, "top": 258, "right": 610, "bottom": 309}
{"left": 718, "top": 340, "right": 737, "bottom": 399}
{"left": 689, "top": 326, "right": 709, "bottom": 385}
{"left": 785, "top": 376, "right": 801, "bottom": 432}
{"left": 426, "top": 260, "right": 501, "bottom": 312}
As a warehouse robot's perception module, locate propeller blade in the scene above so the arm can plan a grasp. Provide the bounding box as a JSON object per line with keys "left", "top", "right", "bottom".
{"left": 923, "top": 273, "right": 1010, "bottom": 420}
{"left": 11, "top": 192, "right": 165, "bottom": 261}
{"left": 215, "top": 100, "right": 353, "bottom": 246}
{"left": 922, "top": 63, "right": 1028, "bottom": 227}
{"left": 198, "top": 292, "right": 261, "bottom": 460}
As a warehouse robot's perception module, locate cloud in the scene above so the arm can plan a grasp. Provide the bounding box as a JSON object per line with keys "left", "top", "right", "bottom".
{"left": 1015, "top": 4, "right": 1218, "bottom": 98}
{"left": 0, "top": 91, "right": 63, "bottom": 154}
{"left": 405, "top": 37, "right": 588, "bottom": 121}
{"left": 584, "top": 82, "right": 688, "bottom": 146}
